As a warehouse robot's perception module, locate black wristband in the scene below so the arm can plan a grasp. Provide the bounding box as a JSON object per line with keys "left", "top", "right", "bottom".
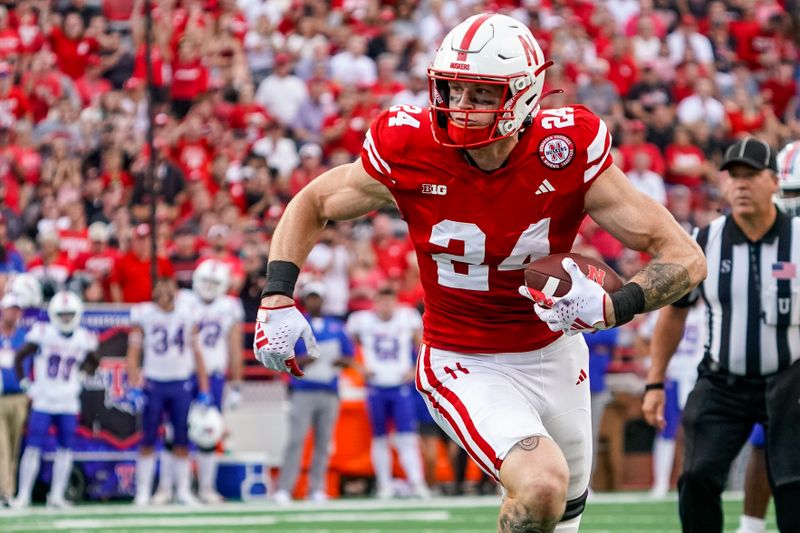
{"left": 609, "top": 282, "right": 646, "bottom": 326}
{"left": 261, "top": 260, "right": 300, "bottom": 299}
{"left": 644, "top": 382, "right": 665, "bottom": 392}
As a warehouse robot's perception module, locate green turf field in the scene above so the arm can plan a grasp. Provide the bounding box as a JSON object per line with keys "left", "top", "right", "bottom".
{"left": 0, "top": 493, "right": 778, "bottom": 532}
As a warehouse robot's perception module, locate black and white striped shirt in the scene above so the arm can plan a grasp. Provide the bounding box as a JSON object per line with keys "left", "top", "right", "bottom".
{"left": 678, "top": 211, "right": 800, "bottom": 376}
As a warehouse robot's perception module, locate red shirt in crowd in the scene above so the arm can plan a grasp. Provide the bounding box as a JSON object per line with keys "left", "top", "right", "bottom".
{"left": 48, "top": 25, "right": 99, "bottom": 79}
{"left": 173, "top": 137, "right": 212, "bottom": 185}
{"left": 0, "top": 27, "right": 21, "bottom": 58}
{"left": 664, "top": 143, "right": 707, "bottom": 188}
{"left": 58, "top": 228, "right": 90, "bottom": 261}
{"left": 372, "top": 236, "right": 412, "bottom": 281}
{"left": 761, "top": 78, "right": 797, "bottom": 119}
{"left": 133, "top": 44, "right": 169, "bottom": 88}
{"left": 0, "top": 84, "right": 31, "bottom": 122}
{"left": 618, "top": 142, "right": 666, "bottom": 176}
{"left": 726, "top": 108, "right": 766, "bottom": 137}
{"left": 27, "top": 254, "right": 74, "bottom": 286}
{"left": 74, "top": 246, "right": 120, "bottom": 300}
{"left": 605, "top": 55, "right": 638, "bottom": 96}
{"left": 170, "top": 58, "right": 208, "bottom": 101}
{"left": 21, "top": 71, "right": 62, "bottom": 123}
{"left": 8, "top": 144, "right": 41, "bottom": 184}
{"left": 75, "top": 74, "right": 112, "bottom": 106}
{"left": 109, "top": 252, "right": 175, "bottom": 303}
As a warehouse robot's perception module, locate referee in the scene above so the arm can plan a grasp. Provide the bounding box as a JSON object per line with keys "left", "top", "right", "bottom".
{"left": 643, "top": 138, "right": 800, "bottom": 533}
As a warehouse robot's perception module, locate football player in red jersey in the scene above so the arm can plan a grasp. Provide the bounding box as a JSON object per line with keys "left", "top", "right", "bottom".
{"left": 254, "top": 13, "right": 706, "bottom": 533}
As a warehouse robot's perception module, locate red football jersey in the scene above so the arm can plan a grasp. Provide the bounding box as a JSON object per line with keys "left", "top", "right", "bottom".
{"left": 360, "top": 104, "right": 613, "bottom": 353}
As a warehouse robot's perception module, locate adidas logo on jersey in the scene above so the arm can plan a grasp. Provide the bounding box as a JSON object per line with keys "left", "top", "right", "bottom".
{"left": 535, "top": 179, "right": 555, "bottom": 195}
{"left": 575, "top": 368, "right": 587, "bottom": 385}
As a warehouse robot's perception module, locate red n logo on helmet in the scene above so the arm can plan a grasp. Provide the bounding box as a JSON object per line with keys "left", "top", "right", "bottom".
{"left": 518, "top": 35, "right": 540, "bottom": 67}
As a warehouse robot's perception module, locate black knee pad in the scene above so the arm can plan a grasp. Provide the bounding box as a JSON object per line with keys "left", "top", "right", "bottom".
{"left": 164, "top": 440, "right": 174, "bottom": 452}
{"left": 561, "top": 489, "right": 588, "bottom": 522}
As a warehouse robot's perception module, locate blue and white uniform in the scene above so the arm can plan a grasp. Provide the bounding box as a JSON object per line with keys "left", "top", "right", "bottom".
{"left": 131, "top": 295, "right": 198, "bottom": 448}
{"left": 347, "top": 306, "right": 422, "bottom": 435}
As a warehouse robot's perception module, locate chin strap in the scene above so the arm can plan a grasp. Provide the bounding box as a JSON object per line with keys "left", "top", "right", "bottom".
{"left": 446, "top": 120, "right": 495, "bottom": 147}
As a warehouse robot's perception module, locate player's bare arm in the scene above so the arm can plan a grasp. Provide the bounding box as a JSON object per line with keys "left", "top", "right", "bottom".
{"left": 191, "top": 325, "right": 209, "bottom": 393}
{"left": 262, "top": 159, "right": 394, "bottom": 306}
{"left": 642, "top": 305, "right": 690, "bottom": 429}
{"left": 227, "top": 322, "right": 243, "bottom": 383}
{"left": 13, "top": 342, "right": 37, "bottom": 381}
{"left": 125, "top": 325, "right": 143, "bottom": 388}
{"left": 584, "top": 163, "right": 707, "bottom": 319}
{"left": 80, "top": 350, "right": 102, "bottom": 375}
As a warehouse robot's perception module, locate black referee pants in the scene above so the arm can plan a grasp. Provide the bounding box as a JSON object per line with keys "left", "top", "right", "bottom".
{"left": 678, "top": 359, "right": 800, "bottom": 533}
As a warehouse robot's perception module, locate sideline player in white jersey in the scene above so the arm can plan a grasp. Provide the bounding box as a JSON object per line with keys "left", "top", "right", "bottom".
{"left": 640, "top": 303, "right": 705, "bottom": 497}
{"left": 151, "top": 261, "right": 244, "bottom": 504}
{"left": 12, "top": 291, "right": 100, "bottom": 508}
{"left": 127, "top": 277, "right": 210, "bottom": 506}
{"left": 190, "top": 260, "right": 243, "bottom": 503}
{"left": 347, "top": 286, "right": 429, "bottom": 499}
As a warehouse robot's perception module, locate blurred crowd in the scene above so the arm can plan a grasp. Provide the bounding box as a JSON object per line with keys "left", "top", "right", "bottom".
{"left": 0, "top": 0, "right": 798, "bottom": 317}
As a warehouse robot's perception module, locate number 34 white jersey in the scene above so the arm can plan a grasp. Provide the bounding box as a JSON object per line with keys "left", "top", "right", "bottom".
{"left": 184, "top": 290, "right": 244, "bottom": 375}
{"left": 130, "top": 295, "right": 198, "bottom": 382}
{"left": 26, "top": 323, "right": 98, "bottom": 414}
{"left": 347, "top": 306, "right": 422, "bottom": 387}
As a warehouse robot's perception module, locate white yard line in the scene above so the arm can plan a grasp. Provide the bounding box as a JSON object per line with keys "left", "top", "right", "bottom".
{"left": 0, "top": 511, "right": 450, "bottom": 531}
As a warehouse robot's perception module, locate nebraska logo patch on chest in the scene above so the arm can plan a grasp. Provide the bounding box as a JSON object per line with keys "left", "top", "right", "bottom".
{"left": 538, "top": 134, "right": 575, "bottom": 169}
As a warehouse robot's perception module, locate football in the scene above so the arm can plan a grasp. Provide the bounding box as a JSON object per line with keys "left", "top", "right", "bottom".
{"left": 525, "top": 253, "right": 625, "bottom": 298}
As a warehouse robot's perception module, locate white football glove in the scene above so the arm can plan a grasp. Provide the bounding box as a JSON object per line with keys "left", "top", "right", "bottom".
{"left": 225, "top": 383, "right": 243, "bottom": 410}
{"left": 253, "top": 305, "right": 320, "bottom": 377}
{"left": 519, "top": 257, "right": 612, "bottom": 335}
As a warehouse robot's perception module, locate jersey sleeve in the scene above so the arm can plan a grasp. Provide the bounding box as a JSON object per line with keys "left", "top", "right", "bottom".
{"left": 230, "top": 297, "right": 245, "bottom": 323}
{"left": 572, "top": 105, "right": 614, "bottom": 186}
{"left": 344, "top": 311, "right": 363, "bottom": 338}
{"left": 84, "top": 330, "right": 100, "bottom": 353}
{"left": 128, "top": 304, "right": 144, "bottom": 328}
{"left": 24, "top": 322, "right": 45, "bottom": 345}
{"left": 360, "top": 109, "right": 407, "bottom": 190}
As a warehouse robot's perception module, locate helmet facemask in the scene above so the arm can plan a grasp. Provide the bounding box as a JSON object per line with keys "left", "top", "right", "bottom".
{"left": 47, "top": 291, "right": 83, "bottom": 335}
{"left": 776, "top": 142, "right": 800, "bottom": 216}
{"left": 776, "top": 189, "right": 800, "bottom": 216}
{"left": 428, "top": 70, "right": 542, "bottom": 149}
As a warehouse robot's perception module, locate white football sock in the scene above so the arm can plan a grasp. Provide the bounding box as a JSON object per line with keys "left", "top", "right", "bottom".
{"left": 198, "top": 452, "right": 218, "bottom": 493}
{"left": 157, "top": 451, "right": 174, "bottom": 494}
{"left": 174, "top": 456, "right": 192, "bottom": 498}
{"left": 394, "top": 433, "right": 426, "bottom": 487}
{"left": 49, "top": 448, "right": 73, "bottom": 501}
{"left": 135, "top": 454, "right": 156, "bottom": 500}
{"left": 16, "top": 447, "right": 41, "bottom": 503}
{"left": 652, "top": 437, "right": 676, "bottom": 492}
{"left": 371, "top": 436, "right": 392, "bottom": 491}
{"left": 736, "top": 515, "right": 767, "bottom": 533}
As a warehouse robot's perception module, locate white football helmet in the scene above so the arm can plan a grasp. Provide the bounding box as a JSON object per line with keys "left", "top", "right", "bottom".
{"left": 192, "top": 260, "right": 231, "bottom": 302}
{"left": 188, "top": 403, "right": 224, "bottom": 448}
{"left": 775, "top": 141, "right": 800, "bottom": 216}
{"left": 6, "top": 273, "right": 43, "bottom": 308}
{"left": 47, "top": 290, "right": 84, "bottom": 334}
{"left": 428, "top": 12, "right": 550, "bottom": 148}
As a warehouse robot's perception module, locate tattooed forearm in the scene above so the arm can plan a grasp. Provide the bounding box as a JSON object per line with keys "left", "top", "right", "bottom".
{"left": 631, "top": 262, "right": 692, "bottom": 312}
{"left": 498, "top": 501, "right": 556, "bottom": 533}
